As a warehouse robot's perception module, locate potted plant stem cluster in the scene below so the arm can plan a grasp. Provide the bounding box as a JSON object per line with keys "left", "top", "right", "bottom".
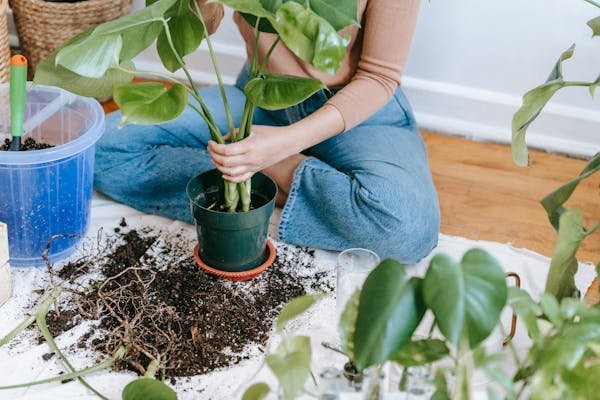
{"left": 33, "top": 0, "right": 359, "bottom": 276}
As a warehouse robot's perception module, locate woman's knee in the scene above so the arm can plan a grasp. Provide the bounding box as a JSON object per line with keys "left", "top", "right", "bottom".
{"left": 354, "top": 176, "right": 440, "bottom": 264}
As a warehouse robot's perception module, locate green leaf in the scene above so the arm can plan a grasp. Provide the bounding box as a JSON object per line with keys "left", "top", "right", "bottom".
{"left": 391, "top": 339, "right": 450, "bottom": 367}
{"left": 242, "top": 382, "right": 270, "bottom": 400}
{"left": 544, "top": 208, "right": 589, "bottom": 301}
{"left": 541, "top": 153, "right": 600, "bottom": 230}
{"left": 562, "top": 364, "right": 600, "bottom": 400}
{"left": 423, "top": 249, "right": 508, "bottom": 348}
{"left": 308, "top": 0, "right": 359, "bottom": 31}
{"left": 55, "top": 0, "right": 176, "bottom": 77}
{"left": 210, "top": 0, "right": 273, "bottom": 18}
{"left": 122, "top": 378, "right": 178, "bottom": 400}
{"left": 431, "top": 369, "right": 450, "bottom": 400}
{"left": 508, "top": 287, "right": 542, "bottom": 342}
{"left": 266, "top": 336, "right": 312, "bottom": 400}
{"left": 353, "top": 260, "right": 426, "bottom": 371}
{"left": 244, "top": 74, "right": 325, "bottom": 110}
{"left": 114, "top": 82, "right": 188, "bottom": 127}
{"left": 338, "top": 289, "right": 360, "bottom": 359}
{"left": 240, "top": 0, "right": 301, "bottom": 33}
{"left": 272, "top": 2, "right": 349, "bottom": 74}
{"left": 157, "top": 9, "right": 205, "bottom": 72}
{"left": 511, "top": 45, "right": 575, "bottom": 166}
{"left": 588, "top": 16, "right": 600, "bottom": 37}
{"left": 55, "top": 34, "right": 123, "bottom": 78}
{"left": 34, "top": 27, "right": 134, "bottom": 98}
{"left": 540, "top": 293, "right": 563, "bottom": 327}
{"left": 276, "top": 293, "right": 324, "bottom": 331}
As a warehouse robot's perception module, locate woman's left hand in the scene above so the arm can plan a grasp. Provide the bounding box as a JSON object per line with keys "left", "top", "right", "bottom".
{"left": 208, "top": 125, "right": 298, "bottom": 183}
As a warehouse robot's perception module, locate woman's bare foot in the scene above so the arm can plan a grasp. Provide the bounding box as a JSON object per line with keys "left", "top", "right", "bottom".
{"left": 262, "top": 154, "right": 308, "bottom": 207}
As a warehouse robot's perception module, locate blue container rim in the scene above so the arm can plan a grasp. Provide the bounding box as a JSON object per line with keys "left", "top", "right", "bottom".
{"left": 0, "top": 84, "right": 105, "bottom": 166}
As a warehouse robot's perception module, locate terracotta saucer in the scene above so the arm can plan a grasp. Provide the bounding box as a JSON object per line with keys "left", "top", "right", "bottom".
{"left": 193, "top": 240, "right": 276, "bottom": 282}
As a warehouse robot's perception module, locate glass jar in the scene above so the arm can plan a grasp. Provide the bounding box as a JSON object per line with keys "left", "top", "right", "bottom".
{"left": 336, "top": 248, "right": 380, "bottom": 319}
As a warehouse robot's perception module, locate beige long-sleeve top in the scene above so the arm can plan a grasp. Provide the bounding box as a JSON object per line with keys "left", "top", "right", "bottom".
{"left": 200, "top": 0, "right": 420, "bottom": 131}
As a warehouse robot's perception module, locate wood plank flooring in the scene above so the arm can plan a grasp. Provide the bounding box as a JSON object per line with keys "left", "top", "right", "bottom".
{"left": 423, "top": 131, "right": 598, "bottom": 263}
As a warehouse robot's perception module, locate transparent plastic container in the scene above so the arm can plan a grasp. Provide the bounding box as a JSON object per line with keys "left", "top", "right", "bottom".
{"left": 0, "top": 84, "right": 105, "bottom": 267}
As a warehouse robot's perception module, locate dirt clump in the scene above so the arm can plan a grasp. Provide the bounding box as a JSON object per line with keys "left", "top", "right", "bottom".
{"left": 46, "top": 226, "right": 332, "bottom": 378}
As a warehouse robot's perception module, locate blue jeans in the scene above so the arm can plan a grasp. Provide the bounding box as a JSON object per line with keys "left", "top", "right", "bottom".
{"left": 95, "top": 66, "right": 440, "bottom": 263}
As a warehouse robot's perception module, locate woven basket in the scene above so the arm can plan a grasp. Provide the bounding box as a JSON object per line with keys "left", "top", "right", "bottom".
{"left": 0, "top": 0, "right": 9, "bottom": 82}
{"left": 9, "top": 0, "right": 132, "bottom": 72}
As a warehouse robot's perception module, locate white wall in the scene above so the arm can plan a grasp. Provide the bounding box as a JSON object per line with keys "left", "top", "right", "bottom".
{"left": 10, "top": 0, "right": 600, "bottom": 156}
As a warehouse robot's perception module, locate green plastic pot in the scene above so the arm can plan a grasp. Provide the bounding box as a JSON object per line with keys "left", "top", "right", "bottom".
{"left": 186, "top": 169, "right": 277, "bottom": 272}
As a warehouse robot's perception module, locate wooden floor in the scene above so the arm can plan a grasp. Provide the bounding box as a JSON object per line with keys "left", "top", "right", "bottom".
{"left": 102, "top": 95, "right": 599, "bottom": 263}
{"left": 423, "top": 131, "right": 599, "bottom": 263}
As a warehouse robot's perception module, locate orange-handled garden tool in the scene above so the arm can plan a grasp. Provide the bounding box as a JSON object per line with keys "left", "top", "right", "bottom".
{"left": 9, "top": 55, "right": 28, "bottom": 151}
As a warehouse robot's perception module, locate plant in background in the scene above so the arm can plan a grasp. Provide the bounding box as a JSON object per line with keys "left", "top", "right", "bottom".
{"left": 34, "top": 0, "right": 357, "bottom": 213}
{"left": 511, "top": 0, "right": 600, "bottom": 300}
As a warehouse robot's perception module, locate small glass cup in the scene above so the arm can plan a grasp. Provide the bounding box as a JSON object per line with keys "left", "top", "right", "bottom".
{"left": 336, "top": 248, "right": 380, "bottom": 320}
{"left": 319, "top": 367, "right": 342, "bottom": 399}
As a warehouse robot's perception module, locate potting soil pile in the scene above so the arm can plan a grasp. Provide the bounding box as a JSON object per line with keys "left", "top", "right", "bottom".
{"left": 0, "top": 193, "right": 597, "bottom": 400}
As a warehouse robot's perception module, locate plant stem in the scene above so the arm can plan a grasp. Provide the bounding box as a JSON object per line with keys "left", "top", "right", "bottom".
{"left": 144, "top": 358, "right": 162, "bottom": 379}
{"left": 192, "top": 2, "right": 236, "bottom": 137}
{"left": 260, "top": 37, "right": 281, "bottom": 75}
{"left": 36, "top": 287, "right": 108, "bottom": 400}
{"left": 0, "top": 313, "right": 36, "bottom": 347}
{"left": 0, "top": 349, "right": 125, "bottom": 390}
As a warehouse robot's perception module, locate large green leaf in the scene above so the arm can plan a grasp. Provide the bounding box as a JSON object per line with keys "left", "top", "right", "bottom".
{"left": 276, "top": 293, "right": 324, "bottom": 331}
{"left": 511, "top": 45, "right": 574, "bottom": 166}
{"left": 34, "top": 28, "right": 135, "bottom": 98}
{"left": 122, "top": 378, "right": 177, "bottom": 400}
{"left": 55, "top": 0, "right": 176, "bottom": 77}
{"left": 240, "top": 0, "right": 299, "bottom": 33}
{"left": 244, "top": 74, "right": 325, "bottom": 110}
{"left": 544, "top": 208, "right": 597, "bottom": 301}
{"left": 588, "top": 16, "right": 600, "bottom": 37}
{"left": 157, "top": 3, "right": 205, "bottom": 72}
{"left": 353, "top": 259, "right": 426, "bottom": 371}
{"left": 114, "top": 82, "right": 188, "bottom": 127}
{"left": 338, "top": 289, "right": 360, "bottom": 359}
{"left": 242, "top": 382, "right": 270, "bottom": 400}
{"left": 541, "top": 153, "right": 600, "bottom": 230}
{"left": 308, "top": 0, "right": 359, "bottom": 31}
{"left": 272, "top": 2, "right": 349, "bottom": 74}
{"left": 423, "top": 249, "right": 508, "bottom": 348}
{"left": 265, "top": 336, "right": 312, "bottom": 400}
{"left": 540, "top": 293, "right": 563, "bottom": 328}
{"left": 55, "top": 34, "right": 123, "bottom": 78}
{"left": 391, "top": 339, "right": 450, "bottom": 367}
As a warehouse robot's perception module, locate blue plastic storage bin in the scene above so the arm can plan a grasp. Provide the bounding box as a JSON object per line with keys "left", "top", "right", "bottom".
{"left": 0, "top": 84, "right": 105, "bottom": 267}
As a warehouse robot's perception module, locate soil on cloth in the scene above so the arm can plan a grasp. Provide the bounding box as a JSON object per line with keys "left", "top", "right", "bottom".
{"left": 41, "top": 221, "right": 332, "bottom": 379}
{"left": 1, "top": 138, "right": 54, "bottom": 151}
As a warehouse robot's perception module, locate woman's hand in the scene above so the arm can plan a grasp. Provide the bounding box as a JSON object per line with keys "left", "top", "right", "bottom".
{"left": 208, "top": 125, "right": 299, "bottom": 183}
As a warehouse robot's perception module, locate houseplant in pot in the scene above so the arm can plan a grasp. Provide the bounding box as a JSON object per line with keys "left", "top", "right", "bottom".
{"left": 33, "top": 0, "right": 358, "bottom": 277}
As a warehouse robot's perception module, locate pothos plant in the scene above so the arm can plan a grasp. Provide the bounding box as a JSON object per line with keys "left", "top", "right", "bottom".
{"left": 512, "top": 0, "right": 600, "bottom": 300}
{"left": 33, "top": 0, "right": 358, "bottom": 212}
{"left": 239, "top": 251, "right": 600, "bottom": 400}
